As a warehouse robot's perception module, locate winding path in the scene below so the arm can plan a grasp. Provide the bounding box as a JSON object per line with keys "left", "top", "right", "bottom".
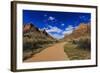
{"left": 25, "top": 42, "right": 69, "bottom": 62}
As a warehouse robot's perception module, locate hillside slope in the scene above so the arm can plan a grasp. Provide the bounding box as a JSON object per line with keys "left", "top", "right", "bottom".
{"left": 64, "top": 23, "right": 90, "bottom": 40}
{"left": 63, "top": 23, "right": 91, "bottom": 60}
{"left": 23, "top": 23, "right": 56, "bottom": 61}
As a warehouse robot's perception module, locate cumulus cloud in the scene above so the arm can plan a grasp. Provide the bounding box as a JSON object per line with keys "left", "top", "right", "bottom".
{"left": 65, "top": 25, "right": 74, "bottom": 31}
{"left": 62, "top": 30, "right": 73, "bottom": 35}
{"left": 48, "top": 16, "right": 55, "bottom": 21}
{"left": 49, "top": 33, "right": 64, "bottom": 39}
{"left": 62, "top": 25, "right": 78, "bottom": 35}
{"left": 62, "top": 25, "right": 74, "bottom": 35}
{"left": 44, "top": 25, "right": 78, "bottom": 39}
{"left": 46, "top": 25, "right": 62, "bottom": 33}
{"left": 45, "top": 25, "right": 64, "bottom": 39}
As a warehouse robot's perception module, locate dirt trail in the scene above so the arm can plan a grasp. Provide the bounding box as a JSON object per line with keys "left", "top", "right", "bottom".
{"left": 25, "top": 42, "right": 69, "bottom": 62}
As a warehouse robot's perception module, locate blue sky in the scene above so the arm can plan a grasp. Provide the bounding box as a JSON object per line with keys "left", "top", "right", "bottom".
{"left": 23, "top": 10, "right": 91, "bottom": 39}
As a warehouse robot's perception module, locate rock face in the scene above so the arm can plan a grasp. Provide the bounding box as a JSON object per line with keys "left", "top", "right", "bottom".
{"left": 23, "top": 23, "right": 56, "bottom": 60}
{"left": 23, "top": 23, "right": 54, "bottom": 40}
{"left": 23, "top": 23, "right": 32, "bottom": 33}
{"left": 23, "top": 23, "right": 40, "bottom": 33}
{"left": 64, "top": 23, "right": 91, "bottom": 40}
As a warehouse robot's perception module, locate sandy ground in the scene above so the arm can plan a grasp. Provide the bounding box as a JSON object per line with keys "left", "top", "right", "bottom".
{"left": 24, "top": 42, "right": 69, "bottom": 62}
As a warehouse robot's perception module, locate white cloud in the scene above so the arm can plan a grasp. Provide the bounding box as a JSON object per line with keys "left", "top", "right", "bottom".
{"left": 48, "top": 16, "right": 55, "bottom": 21}
{"left": 45, "top": 25, "right": 77, "bottom": 39}
{"left": 61, "top": 23, "right": 65, "bottom": 26}
{"left": 48, "top": 25, "right": 52, "bottom": 28}
{"left": 46, "top": 26, "right": 62, "bottom": 33}
{"left": 45, "top": 25, "right": 64, "bottom": 39}
{"left": 49, "top": 33, "right": 64, "bottom": 40}
{"left": 62, "top": 25, "right": 74, "bottom": 35}
{"left": 62, "top": 25, "right": 78, "bottom": 35}
{"left": 43, "top": 27, "right": 48, "bottom": 30}
{"left": 62, "top": 30, "right": 73, "bottom": 35}
{"left": 65, "top": 25, "right": 74, "bottom": 31}
{"left": 43, "top": 25, "right": 78, "bottom": 39}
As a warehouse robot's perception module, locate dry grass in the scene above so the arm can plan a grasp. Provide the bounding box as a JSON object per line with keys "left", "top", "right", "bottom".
{"left": 64, "top": 42, "right": 91, "bottom": 60}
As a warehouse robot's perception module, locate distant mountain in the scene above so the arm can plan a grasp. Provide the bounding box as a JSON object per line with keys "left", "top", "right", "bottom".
{"left": 23, "top": 23, "right": 55, "bottom": 43}
{"left": 23, "top": 23, "right": 40, "bottom": 33}
{"left": 63, "top": 23, "right": 91, "bottom": 40}
{"left": 23, "top": 23, "right": 57, "bottom": 60}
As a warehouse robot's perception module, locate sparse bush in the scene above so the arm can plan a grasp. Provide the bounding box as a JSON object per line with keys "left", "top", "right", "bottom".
{"left": 23, "top": 42, "right": 33, "bottom": 51}
{"left": 72, "top": 40, "right": 77, "bottom": 44}
{"left": 23, "top": 39, "right": 55, "bottom": 52}
{"left": 71, "top": 37, "right": 91, "bottom": 50}
{"left": 77, "top": 38, "right": 91, "bottom": 50}
{"left": 23, "top": 31, "right": 57, "bottom": 61}
{"left": 64, "top": 41, "right": 91, "bottom": 60}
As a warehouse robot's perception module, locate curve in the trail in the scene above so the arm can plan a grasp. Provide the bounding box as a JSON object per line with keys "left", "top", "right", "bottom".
{"left": 25, "top": 42, "right": 69, "bottom": 62}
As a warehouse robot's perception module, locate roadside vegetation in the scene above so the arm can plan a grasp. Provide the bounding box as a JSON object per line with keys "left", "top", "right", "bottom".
{"left": 23, "top": 37, "right": 57, "bottom": 61}
{"left": 64, "top": 37, "right": 91, "bottom": 60}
